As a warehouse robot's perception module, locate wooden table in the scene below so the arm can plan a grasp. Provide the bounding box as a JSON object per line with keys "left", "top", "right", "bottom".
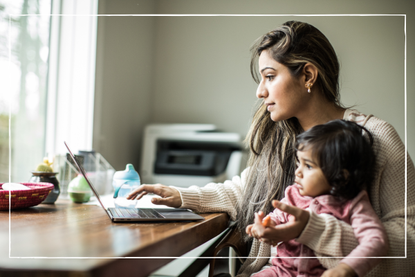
{"left": 0, "top": 199, "right": 229, "bottom": 277}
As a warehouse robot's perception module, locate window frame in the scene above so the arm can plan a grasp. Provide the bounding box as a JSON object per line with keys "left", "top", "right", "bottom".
{"left": 45, "top": 0, "right": 98, "bottom": 157}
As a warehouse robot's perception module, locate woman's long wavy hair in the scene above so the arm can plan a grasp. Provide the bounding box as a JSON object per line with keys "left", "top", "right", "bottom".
{"left": 238, "top": 21, "right": 342, "bottom": 240}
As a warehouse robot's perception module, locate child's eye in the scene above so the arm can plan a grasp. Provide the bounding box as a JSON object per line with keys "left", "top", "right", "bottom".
{"left": 306, "top": 164, "right": 313, "bottom": 170}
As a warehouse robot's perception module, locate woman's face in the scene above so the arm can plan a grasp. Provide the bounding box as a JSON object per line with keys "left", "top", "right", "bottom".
{"left": 256, "top": 50, "right": 308, "bottom": 122}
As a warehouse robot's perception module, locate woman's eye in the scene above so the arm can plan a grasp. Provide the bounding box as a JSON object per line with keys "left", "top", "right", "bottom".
{"left": 266, "top": 75, "right": 274, "bottom": 81}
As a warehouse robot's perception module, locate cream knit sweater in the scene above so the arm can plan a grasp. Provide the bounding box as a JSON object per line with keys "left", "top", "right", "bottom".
{"left": 174, "top": 109, "right": 415, "bottom": 277}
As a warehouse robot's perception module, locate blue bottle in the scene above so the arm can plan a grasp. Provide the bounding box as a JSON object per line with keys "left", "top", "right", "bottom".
{"left": 113, "top": 164, "right": 141, "bottom": 208}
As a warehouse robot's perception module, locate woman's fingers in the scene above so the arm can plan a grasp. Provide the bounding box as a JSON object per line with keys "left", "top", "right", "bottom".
{"left": 270, "top": 200, "right": 310, "bottom": 240}
{"left": 272, "top": 200, "right": 305, "bottom": 220}
{"left": 273, "top": 200, "right": 310, "bottom": 224}
{"left": 151, "top": 194, "right": 181, "bottom": 207}
{"left": 126, "top": 184, "right": 182, "bottom": 208}
{"left": 134, "top": 191, "right": 148, "bottom": 200}
{"left": 249, "top": 200, "right": 311, "bottom": 245}
{"left": 127, "top": 184, "right": 155, "bottom": 199}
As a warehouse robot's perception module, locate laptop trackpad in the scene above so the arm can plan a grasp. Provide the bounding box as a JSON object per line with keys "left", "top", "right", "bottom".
{"left": 158, "top": 209, "right": 204, "bottom": 220}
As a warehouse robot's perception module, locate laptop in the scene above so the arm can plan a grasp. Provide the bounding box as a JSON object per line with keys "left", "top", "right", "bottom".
{"left": 64, "top": 142, "right": 205, "bottom": 222}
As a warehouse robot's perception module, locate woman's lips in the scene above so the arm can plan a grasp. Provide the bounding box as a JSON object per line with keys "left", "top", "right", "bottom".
{"left": 266, "top": 103, "right": 274, "bottom": 111}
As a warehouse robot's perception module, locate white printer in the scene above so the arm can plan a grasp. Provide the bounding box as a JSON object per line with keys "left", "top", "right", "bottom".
{"left": 140, "top": 124, "right": 248, "bottom": 188}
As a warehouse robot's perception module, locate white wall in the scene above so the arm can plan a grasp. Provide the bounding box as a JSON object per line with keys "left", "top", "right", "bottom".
{"left": 94, "top": 0, "right": 157, "bottom": 170}
{"left": 95, "top": 0, "right": 414, "bottom": 171}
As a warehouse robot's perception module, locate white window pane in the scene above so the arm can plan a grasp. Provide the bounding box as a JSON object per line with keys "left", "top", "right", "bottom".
{"left": 0, "top": 0, "right": 51, "bottom": 182}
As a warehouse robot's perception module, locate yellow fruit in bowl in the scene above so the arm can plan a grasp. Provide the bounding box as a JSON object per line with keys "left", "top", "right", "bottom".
{"left": 43, "top": 157, "right": 53, "bottom": 167}
{"left": 36, "top": 163, "right": 53, "bottom": 172}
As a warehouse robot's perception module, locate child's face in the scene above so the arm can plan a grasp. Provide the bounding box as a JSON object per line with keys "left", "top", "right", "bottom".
{"left": 295, "top": 147, "right": 331, "bottom": 197}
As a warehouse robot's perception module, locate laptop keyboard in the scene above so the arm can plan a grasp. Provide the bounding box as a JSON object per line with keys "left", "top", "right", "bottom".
{"left": 110, "top": 207, "right": 165, "bottom": 219}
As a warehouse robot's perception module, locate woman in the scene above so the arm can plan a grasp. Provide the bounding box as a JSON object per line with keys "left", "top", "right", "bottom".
{"left": 128, "top": 21, "right": 415, "bottom": 277}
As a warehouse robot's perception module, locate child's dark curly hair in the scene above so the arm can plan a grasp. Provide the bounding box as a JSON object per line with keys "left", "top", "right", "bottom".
{"left": 296, "top": 119, "right": 376, "bottom": 201}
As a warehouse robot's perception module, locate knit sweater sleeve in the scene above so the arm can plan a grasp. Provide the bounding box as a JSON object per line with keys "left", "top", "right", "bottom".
{"left": 340, "top": 191, "right": 389, "bottom": 277}
{"left": 172, "top": 168, "right": 274, "bottom": 277}
{"left": 171, "top": 168, "right": 248, "bottom": 221}
{"left": 237, "top": 239, "right": 271, "bottom": 277}
{"left": 297, "top": 112, "right": 415, "bottom": 276}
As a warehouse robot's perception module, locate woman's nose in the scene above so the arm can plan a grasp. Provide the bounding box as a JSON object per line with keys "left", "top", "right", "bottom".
{"left": 256, "top": 82, "right": 268, "bottom": 99}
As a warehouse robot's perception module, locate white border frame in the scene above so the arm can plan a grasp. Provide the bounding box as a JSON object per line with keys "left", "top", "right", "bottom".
{"left": 7, "top": 13, "right": 407, "bottom": 262}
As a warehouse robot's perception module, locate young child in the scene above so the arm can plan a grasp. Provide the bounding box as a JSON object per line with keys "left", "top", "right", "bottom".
{"left": 246, "top": 119, "right": 389, "bottom": 277}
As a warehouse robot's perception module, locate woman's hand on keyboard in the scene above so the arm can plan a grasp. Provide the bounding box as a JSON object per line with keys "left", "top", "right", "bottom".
{"left": 127, "top": 184, "right": 182, "bottom": 208}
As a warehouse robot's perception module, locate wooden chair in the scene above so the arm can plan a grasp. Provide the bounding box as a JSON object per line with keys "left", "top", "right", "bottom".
{"left": 208, "top": 222, "right": 248, "bottom": 277}
{"left": 178, "top": 221, "right": 248, "bottom": 277}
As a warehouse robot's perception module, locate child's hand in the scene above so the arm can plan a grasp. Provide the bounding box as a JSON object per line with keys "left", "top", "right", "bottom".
{"left": 246, "top": 211, "right": 279, "bottom": 246}
{"left": 246, "top": 211, "right": 266, "bottom": 239}
{"left": 321, "top": 263, "right": 357, "bottom": 277}
{"left": 245, "top": 223, "right": 254, "bottom": 237}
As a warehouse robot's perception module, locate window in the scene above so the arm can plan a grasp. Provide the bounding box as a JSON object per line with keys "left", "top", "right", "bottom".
{"left": 1, "top": 0, "right": 98, "bottom": 183}
{"left": 0, "top": 0, "right": 51, "bottom": 182}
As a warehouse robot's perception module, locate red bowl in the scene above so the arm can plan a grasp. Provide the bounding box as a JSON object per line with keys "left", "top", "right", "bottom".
{"left": 0, "top": 183, "right": 54, "bottom": 210}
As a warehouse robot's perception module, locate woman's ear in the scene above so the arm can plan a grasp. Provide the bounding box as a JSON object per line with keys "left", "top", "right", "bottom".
{"left": 302, "top": 63, "right": 319, "bottom": 85}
